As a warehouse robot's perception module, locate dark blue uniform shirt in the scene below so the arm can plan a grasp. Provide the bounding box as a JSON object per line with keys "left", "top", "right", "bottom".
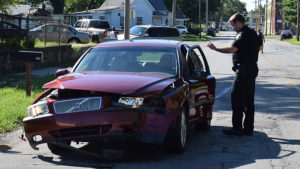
{"left": 232, "top": 25, "right": 261, "bottom": 68}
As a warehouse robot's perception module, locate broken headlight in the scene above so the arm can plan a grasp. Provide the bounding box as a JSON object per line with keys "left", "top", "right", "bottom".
{"left": 27, "top": 100, "right": 49, "bottom": 117}
{"left": 118, "top": 97, "right": 144, "bottom": 108}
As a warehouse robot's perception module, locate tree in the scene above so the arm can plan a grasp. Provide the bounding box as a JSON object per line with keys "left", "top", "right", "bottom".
{"left": 30, "top": 0, "right": 64, "bottom": 14}
{"left": 279, "top": 0, "right": 298, "bottom": 26}
{"left": 163, "top": 0, "right": 222, "bottom": 23}
{"left": 0, "top": 0, "right": 18, "bottom": 14}
{"left": 221, "top": 0, "right": 247, "bottom": 22}
{"left": 65, "top": 0, "right": 105, "bottom": 13}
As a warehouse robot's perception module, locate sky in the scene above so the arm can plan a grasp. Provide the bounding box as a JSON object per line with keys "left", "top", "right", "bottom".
{"left": 240, "top": 0, "right": 266, "bottom": 12}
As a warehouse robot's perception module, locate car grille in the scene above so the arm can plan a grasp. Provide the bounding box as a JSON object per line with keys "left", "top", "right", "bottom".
{"left": 53, "top": 97, "right": 102, "bottom": 114}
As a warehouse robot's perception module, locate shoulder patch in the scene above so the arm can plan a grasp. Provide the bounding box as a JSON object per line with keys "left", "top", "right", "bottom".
{"left": 236, "top": 34, "right": 242, "bottom": 40}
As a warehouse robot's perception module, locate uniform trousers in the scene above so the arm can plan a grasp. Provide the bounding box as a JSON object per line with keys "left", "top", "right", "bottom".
{"left": 231, "top": 65, "right": 258, "bottom": 132}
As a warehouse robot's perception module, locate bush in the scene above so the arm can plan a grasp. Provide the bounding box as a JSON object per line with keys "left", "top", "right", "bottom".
{"left": 21, "top": 36, "right": 35, "bottom": 49}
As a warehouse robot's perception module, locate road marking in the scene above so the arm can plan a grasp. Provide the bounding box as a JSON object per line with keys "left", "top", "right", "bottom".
{"left": 216, "top": 87, "right": 231, "bottom": 99}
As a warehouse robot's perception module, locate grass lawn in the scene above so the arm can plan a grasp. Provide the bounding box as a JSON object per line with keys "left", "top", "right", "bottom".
{"left": 265, "top": 35, "right": 278, "bottom": 38}
{"left": 283, "top": 38, "right": 300, "bottom": 46}
{"left": 182, "top": 33, "right": 212, "bottom": 41}
{"left": 0, "top": 75, "right": 55, "bottom": 133}
{"left": 34, "top": 39, "right": 95, "bottom": 48}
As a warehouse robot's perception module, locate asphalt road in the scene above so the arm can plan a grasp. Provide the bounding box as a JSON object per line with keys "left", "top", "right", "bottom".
{"left": 1, "top": 31, "right": 300, "bottom": 169}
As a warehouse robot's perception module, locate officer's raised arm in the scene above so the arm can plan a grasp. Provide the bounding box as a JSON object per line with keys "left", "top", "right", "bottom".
{"left": 206, "top": 41, "right": 238, "bottom": 54}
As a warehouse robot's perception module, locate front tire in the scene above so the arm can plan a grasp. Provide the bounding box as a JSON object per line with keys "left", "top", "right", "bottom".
{"left": 164, "top": 110, "right": 187, "bottom": 153}
{"left": 195, "top": 119, "right": 211, "bottom": 131}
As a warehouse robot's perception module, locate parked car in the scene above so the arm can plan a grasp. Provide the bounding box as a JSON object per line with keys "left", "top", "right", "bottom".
{"left": 0, "top": 21, "right": 28, "bottom": 39}
{"left": 74, "top": 19, "right": 110, "bottom": 43}
{"left": 23, "top": 39, "right": 215, "bottom": 154}
{"left": 29, "top": 23, "right": 91, "bottom": 43}
{"left": 207, "top": 28, "right": 216, "bottom": 37}
{"left": 118, "top": 25, "right": 182, "bottom": 41}
{"left": 280, "top": 30, "right": 293, "bottom": 40}
{"left": 175, "top": 25, "right": 188, "bottom": 34}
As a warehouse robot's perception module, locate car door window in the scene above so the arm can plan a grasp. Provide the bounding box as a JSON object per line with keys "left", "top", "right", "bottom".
{"left": 74, "top": 21, "right": 82, "bottom": 28}
{"left": 188, "top": 50, "right": 203, "bottom": 72}
{"left": 82, "top": 21, "right": 88, "bottom": 28}
{"left": 46, "top": 25, "right": 55, "bottom": 32}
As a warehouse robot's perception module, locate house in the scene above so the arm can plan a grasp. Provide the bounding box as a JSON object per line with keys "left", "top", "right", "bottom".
{"left": 3, "top": 4, "right": 53, "bottom": 28}
{"left": 65, "top": 0, "right": 188, "bottom": 29}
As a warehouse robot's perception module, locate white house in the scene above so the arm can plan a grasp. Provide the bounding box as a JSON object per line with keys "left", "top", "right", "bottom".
{"left": 65, "top": 0, "right": 188, "bottom": 29}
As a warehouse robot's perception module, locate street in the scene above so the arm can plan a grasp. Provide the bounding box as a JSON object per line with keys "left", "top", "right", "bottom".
{"left": 1, "top": 31, "right": 300, "bottom": 169}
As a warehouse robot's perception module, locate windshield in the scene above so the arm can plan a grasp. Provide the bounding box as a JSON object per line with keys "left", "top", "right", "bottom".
{"left": 75, "top": 46, "right": 178, "bottom": 75}
{"left": 130, "top": 26, "right": 147, "bottom": 35}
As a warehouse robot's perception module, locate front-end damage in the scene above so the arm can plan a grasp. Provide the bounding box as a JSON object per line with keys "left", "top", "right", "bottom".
{"left": 23, "top": 78, "right": 188, "bottom": 150}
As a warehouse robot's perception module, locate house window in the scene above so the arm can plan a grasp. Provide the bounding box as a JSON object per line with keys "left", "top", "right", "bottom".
{"left": 137, "top": 17, "right": 143, "bottom": 25}
{"left": 120, "top": 16, "right": 124, "bottom": 27}
{"left": 99, "top": 16, "right": 105, "bottom": 20}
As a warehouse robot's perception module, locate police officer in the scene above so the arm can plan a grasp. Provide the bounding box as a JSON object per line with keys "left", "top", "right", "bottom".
{"left": 207, "top": 13, "right": 262, "bottom": 136}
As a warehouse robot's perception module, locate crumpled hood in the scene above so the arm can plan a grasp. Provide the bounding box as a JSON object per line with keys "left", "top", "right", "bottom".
{"left": 43, "top": 72, "right": 176, "bottom": 95}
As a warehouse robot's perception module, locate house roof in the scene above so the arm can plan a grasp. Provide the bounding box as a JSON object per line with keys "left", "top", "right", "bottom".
{"left": 153, "top": 11, "right": 167, "bottom": 16}
{"left": 5, "top": 4, "right": 52, "bottom": 16}
{"left": 98, "top": 0, "right": 134, "bottom": 11}
{"left": 148, "top": 0, "right": 168, "bottom": 11}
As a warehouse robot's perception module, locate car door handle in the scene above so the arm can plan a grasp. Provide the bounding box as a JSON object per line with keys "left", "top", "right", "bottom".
{"left": 189, "top": 80, "right": 198, "bottom": 83}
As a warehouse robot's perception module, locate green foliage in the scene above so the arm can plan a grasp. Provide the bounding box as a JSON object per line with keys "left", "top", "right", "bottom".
{"left": 279, "top": 0, "right": 298, "bottom": 26}
{"left": 0, "top": 0, "right": 18, "bottom": 13}
{"left": 0, "top": 75, "right": 55, "bottom": 133}
{"left": 182, "top": 33, "right": 211, "bottom": 41}
{"left": 221, "top": 0, "right": 248, "bottom": 22}
{"left": 65, "top": 0, "right": 105, "bottom": 13}
{"left": 163, "top": 0, "right": 222, "bottom": 23}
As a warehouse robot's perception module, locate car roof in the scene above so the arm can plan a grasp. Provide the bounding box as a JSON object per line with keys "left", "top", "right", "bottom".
{"left": 94, "top": 39, "right": 181, "bottom": 48}
{"left": 77, "top": 19, "right": 108, "bottom": 22}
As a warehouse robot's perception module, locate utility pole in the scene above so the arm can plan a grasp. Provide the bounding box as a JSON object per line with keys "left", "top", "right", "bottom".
{"left": 270, "top": 0, "right": 273, "bottom": 35}
{"left": 172, "top": 0, "right": 176, "bottom": 26}
{"left": 124, "top": 0, "right": 130, "bottom": 40}
{"left": 255, "top": 0, "right": 258, "bottom": 30}
{"left": 265, "top": 0, "right": 268, "bottom": 35}
{"left": 206, "top": 0, "right": 208, "bottom": 35}
{"left": 199, "top": 0, "right": 202, "bottom": 38}
{"left": 297, "top": 0, "right": 300, "bottom": 41}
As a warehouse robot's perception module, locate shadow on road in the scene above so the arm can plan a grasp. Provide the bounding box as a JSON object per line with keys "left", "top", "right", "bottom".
{"left": 32, "top": 126, "right": 299, "bottom": 168}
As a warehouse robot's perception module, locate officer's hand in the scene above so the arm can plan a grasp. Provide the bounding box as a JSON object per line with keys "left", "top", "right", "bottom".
{"left": 206, "top": 41, "right": 216, "bottom": 50}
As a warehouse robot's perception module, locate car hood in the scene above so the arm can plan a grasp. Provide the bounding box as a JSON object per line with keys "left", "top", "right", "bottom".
{"left": 43, "top": 72, "right": 176, "bottom": 95}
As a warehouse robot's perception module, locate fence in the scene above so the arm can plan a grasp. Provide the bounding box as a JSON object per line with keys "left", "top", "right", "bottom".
{"left": 0, "top": 13, "right": 67, "bottom": 48}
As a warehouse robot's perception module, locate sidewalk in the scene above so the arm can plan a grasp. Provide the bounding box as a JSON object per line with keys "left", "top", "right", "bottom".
{"left": 0, "top": 67, "right": 62, "bottom": 87}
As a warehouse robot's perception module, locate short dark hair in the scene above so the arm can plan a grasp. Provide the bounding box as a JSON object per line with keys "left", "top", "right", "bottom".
{"left": 228, "top": 13, "right": 245, "bottom": 24}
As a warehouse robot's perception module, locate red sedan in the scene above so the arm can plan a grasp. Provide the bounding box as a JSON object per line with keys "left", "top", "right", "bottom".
{"left": 23, "top": 40, "right": 215, "bottom": 154}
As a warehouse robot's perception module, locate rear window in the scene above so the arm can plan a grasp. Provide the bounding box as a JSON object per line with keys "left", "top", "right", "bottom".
{"left": 147, "top": 28, "right": 180, "bottom": 37}
{"left": 89, "top": 21, "right": 110, "bottom": 29}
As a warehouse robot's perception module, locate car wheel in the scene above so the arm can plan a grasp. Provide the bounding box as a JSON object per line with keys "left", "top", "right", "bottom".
{"left": 69, "top": 38, "right": 80, "bottom": 44}
{"left": 195, "top": 119, "right": 211, "bottom": 131}
{"left": 92, "top": 35, "right": 100, "bottom": 43}
{"left": 164, "top": 109, "right": 187, "bottom": 153}
{"left": 47, "top": 141, "right": 71, "bottom": 155}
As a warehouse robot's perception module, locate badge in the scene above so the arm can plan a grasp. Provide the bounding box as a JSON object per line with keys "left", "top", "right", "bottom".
{"left": 236, "top": 34, "right": 242, "bottom": 40}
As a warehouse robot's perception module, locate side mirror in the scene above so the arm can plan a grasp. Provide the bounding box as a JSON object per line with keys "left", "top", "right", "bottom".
{"left": 55, "top": 68, "right": 69, "bottom": 78}
{"left": 144, "top": 33, "right": 149, "bottom": 37}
